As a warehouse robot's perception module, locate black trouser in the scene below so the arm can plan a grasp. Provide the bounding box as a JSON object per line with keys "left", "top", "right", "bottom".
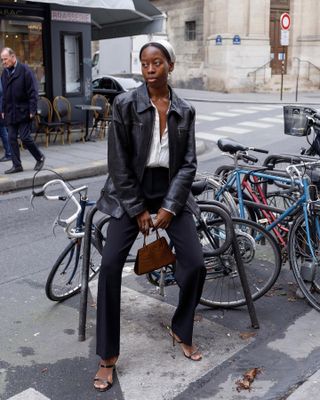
{"left": 8, "top": 121, "right": 43, "bottom": 168}
{"left": 96, "top": 168, "right": 206, "bottom": 360}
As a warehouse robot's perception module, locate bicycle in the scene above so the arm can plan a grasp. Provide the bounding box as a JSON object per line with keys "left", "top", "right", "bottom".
{"left": 31, "top": 178, "right": 110, "bottom": 301}
{"left": 204, "top": 139, "right": 320, "bottom": 310}
{"left": 261, "top": 105, "right": 320, "bottom": 189}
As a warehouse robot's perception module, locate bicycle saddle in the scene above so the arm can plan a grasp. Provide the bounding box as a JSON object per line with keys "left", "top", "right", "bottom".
{"left": 217, "top": 138, "right": 247, "bottom": 154}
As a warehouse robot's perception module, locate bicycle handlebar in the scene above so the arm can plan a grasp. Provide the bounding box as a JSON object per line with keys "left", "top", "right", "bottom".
{"left": 242, "top": 153, "right": 259, "bottom": 163}
{"left": 249, "top": 147, "right": 269, "bottom": 154}
{"left": 307, "top": 114, "right": 320, "bottom": 128}
{"left": 37, "top": 179, "right": 88, "bottom": 238}
{"left": 286, "top": 160, "right": 320, "bottom": 182}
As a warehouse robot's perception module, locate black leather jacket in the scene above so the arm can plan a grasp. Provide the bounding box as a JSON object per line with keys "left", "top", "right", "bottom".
{"left": 97, "top": 83, "right": 198, "bottom": 218}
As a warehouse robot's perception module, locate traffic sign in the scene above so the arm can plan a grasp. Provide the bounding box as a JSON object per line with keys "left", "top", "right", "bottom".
{"left": 280, "top": 13, "right": 291, "bottom": 30}
{"left": 280, "top": 29, "right": 289, "bottom": 46}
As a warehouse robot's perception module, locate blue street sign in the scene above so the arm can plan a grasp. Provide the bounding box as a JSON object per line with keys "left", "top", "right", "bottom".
{"left": 216, "top": 35, "right": 222, "bottom": 45}
{"left": 233, "top": 35, "right": 241, "bottom": 45}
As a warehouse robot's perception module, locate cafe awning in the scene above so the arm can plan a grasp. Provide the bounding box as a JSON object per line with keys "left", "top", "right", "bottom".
{"left": 28, "top": 0, "right": 165, "bottom": 40}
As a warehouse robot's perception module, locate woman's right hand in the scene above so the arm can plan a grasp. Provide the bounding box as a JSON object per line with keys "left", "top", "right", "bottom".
{"left": 136, "top": 210, "right": 153, "bottom": 235}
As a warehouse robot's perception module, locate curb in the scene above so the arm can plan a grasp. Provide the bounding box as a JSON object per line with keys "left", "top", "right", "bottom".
{"left": 0, "top": 161, "right": 107, "bottom": 193}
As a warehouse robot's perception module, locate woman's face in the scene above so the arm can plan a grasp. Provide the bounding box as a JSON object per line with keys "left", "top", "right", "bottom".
{"left": 140, "top": 45, "right": 174, "bottom": 89}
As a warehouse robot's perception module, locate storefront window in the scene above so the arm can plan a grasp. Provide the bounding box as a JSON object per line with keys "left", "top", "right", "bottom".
{"left": 62, "top": 32, "right": 83, "bottom": 95}
{"left": 0, "top": 20, "right": 45, "bottom": 94}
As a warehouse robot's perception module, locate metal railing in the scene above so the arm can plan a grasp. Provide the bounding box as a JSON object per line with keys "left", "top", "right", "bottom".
{"left": 293, "top": 57, "right": 320, "bottom": 101}
{"left": 247, "top": 59, "right": 272, "bottom": 90}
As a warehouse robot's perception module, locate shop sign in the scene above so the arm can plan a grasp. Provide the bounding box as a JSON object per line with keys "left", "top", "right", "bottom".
{"left": 0, "top": 6, "right": 43, "bottom": 18}
{"left": 0, "top": 8, "right": 23, "bottom": 17}
{"left": 51, "top": 10, "right": 91, "bottom": 23}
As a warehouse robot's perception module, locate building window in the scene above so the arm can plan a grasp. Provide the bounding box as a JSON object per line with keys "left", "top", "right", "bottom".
{"left": 185, "top": 21, "right": 196, "bottom": 41}
{"left": 0, "top": 20, "right": 45, "bottom": 94}
{"left": 61, "top": 32, "right": 83, "bottom": 95}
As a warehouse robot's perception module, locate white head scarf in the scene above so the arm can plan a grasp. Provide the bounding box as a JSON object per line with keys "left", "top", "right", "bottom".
{"left": 140, "top": 39, "right": 176, "bottom": 63}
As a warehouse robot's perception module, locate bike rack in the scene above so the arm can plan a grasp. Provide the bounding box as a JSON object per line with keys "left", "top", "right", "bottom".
{"left": 78, "top": 205, "right": 98, "bottom": 341}
{"left": 78, "top": 203, "right": 259, "bottom": 342}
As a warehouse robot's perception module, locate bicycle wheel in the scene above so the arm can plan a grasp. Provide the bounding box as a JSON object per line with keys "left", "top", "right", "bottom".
{"left": 288, "top": 212, "right": 320, "bottom": 311}
{"left": 94, "top": 215, "right": 111, "bottom": 255}
{"left": 200, "top": 217, "right": 282, "bottom": 308}
{"left": 95, "top": 214, "right": 145, "bottom": 263}
{"left": 45, "top": 237, "right": 103, "bottom": 302}
{"left": 145, "top": 203, "right": 233, "bottom": 287}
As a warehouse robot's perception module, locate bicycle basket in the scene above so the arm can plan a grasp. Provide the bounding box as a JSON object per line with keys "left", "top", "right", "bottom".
{"left": 283, "top": 105, "right": 317, "bottom": 136}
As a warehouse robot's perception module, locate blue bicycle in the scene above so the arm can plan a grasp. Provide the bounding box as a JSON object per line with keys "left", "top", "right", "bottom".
{"left": 212, "top": 138, "right": 320, "bottom": 311}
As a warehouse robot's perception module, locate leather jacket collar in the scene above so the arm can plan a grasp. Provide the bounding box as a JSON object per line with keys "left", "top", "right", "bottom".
{"left": 136, "top": 83, "right": 183, "bottom": 118}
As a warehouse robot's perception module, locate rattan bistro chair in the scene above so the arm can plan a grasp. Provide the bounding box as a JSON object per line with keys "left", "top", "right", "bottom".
{"left": 89, "top": 94, "right": 111, "bottom": 140}
{"left": 34, "top": 97, "right": 65, "bottom": 147}
{"left": 53, "top": 96, "right": 84, "bottom": 143}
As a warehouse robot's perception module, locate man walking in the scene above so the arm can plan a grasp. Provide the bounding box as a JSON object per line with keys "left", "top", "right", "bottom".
{"left": 1, "top": 47, "right": 45, "bottom": 174}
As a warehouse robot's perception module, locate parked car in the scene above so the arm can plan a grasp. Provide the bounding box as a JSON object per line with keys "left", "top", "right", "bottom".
{"left": 92, "top": 74, "right": 144, "bottom": 105}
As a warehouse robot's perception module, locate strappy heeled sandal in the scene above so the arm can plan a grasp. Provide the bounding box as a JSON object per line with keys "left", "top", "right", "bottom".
{"left": 167, "top": 326, "right": 202, "bottom": 362}
{"left": 93, "top": 362, "right": 115, "bottom": 392}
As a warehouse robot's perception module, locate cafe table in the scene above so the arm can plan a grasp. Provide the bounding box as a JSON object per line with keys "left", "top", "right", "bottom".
{"left": 75, "top": 104, "right": 102, "bottom": 142}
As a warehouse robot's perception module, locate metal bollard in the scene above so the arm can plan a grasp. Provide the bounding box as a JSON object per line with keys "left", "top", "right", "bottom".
{"left": 78, "top": 205, "right": 99, "bottom": 341}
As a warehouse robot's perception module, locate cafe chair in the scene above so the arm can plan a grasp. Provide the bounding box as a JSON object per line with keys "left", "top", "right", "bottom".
{"left": 34, "top": 96, "right": 65, "bottom": 147}
{"left": 53, "top": 96, "right": 84, "bottom": 143}
{"left": 89, "top": 94, "right": 111, "bottom": 140}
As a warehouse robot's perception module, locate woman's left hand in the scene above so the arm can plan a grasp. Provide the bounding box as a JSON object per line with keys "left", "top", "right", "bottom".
{"left": 153, "top": 208, "right": 174, "bottom": 230}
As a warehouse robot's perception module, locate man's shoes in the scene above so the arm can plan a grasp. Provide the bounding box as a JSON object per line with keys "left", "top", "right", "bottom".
{"left": 0, "top": 156, "right": 12, "bottom": 162}
{"left": 34, "top": 156, "right": 45, "bottom": 171}
{"left": 4, "top": 166, "right": 23, "bottom": 174}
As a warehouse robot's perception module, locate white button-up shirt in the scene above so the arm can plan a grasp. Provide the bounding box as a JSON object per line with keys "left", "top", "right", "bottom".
{"left": 146, "top": 101, "right": 170, "bottom": 168}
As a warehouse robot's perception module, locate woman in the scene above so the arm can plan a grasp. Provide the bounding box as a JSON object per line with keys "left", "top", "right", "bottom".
{"left": 94, "top": 40, "right": 206, "bottom": 392}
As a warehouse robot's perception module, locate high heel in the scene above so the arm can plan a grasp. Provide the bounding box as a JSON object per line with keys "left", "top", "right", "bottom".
{"left": 167, "top": 326, "right": 182, "bottom": 346}
{"left": 93, "top": 362, "right": 116, "bottom": 392}
{"left": 166, "top": 326, "right": 202, "bottom": 362}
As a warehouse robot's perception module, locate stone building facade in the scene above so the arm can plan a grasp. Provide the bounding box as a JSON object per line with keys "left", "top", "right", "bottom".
{"left": 150, "top": 0, "right": 320, "bottom": 92}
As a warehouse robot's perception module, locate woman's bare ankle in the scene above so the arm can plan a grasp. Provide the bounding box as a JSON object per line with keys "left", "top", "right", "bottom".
{"left": 100, "top": 356, "right": 118, "bottom": 366}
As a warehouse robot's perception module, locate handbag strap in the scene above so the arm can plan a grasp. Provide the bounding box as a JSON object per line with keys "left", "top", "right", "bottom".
{"left": 143, "top": 227, "right": 160, "bottom": 246}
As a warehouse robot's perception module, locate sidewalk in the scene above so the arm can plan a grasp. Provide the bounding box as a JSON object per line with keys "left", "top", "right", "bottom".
{"left": 0, "top": 139, "right": 108, "bottom": 193}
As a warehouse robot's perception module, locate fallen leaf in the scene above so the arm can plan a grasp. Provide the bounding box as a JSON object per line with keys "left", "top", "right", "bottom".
{"left": 235, "top": 367, "right": 262, "bottom": 392}
{"left": 244, "top": 367, "right": 262, "bottom": 382}
{"left": 239, "top": 332, "right": 257, "bottom": 340}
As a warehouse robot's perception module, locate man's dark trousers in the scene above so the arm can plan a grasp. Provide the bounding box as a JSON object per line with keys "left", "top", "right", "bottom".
{"left": 8, "top": 120, "right": 42, "bottom": 168}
